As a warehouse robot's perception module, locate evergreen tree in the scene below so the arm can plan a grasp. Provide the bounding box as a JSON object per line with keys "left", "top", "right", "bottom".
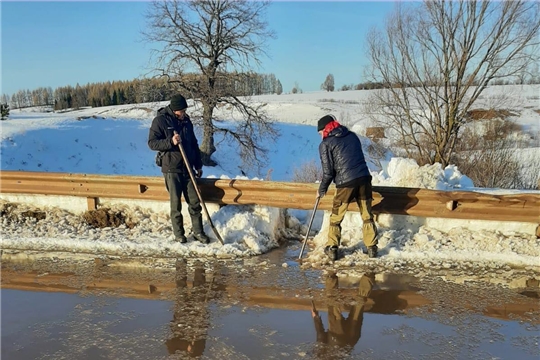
{"left": 118, "top": 89, "right": 126, "bottom": 104}
{"left": 276, "top": 80, "right": 283, "bottom": 95}
{"left": 1, "top": 103, "right": 9, "bottom": 120}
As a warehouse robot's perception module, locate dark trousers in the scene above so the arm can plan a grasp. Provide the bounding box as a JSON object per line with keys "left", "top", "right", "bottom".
{"left": 164, "top": 172, "right": 203, "bottom": 238}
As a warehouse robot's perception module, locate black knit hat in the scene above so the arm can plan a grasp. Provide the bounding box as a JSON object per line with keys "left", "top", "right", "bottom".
{"left": 170, "top": 94, "right": 188, "bottom": 111}
{"left": 317, "top": 114, "right": 336, "bottom": 131}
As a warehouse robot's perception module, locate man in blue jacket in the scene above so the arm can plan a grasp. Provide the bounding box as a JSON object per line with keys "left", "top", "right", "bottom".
{"left": 317, "top": 115, "right": 378, "bottom": 260}
{"left": 148, "top": 94, "right": 210, "bottom": 244}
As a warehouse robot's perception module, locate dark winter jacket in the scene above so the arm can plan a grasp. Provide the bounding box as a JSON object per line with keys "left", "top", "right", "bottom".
{"left": 148, "top": 106, "right": 203, "bottom": 173}
{"left": 318, "top": 125, "right": 370, "bottom": 195}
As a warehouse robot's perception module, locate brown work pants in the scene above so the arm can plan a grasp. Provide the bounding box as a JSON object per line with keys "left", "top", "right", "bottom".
{"left": 326, "top": 182, "right": 378, "bottom": 248}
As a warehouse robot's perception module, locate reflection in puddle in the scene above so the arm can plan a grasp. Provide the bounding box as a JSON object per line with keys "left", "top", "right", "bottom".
{"left": 1, "top": 256, "right": 539, "bottom": 359}
{"left": 311, "top": 272, "right": 373, "bottom": 357}
{"left": 166, "top": 260, "right": 227, "bottom": 357}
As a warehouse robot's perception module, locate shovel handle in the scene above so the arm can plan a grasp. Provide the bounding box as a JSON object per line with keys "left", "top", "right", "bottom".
{"left": 298, "top": 195, "right": 321, "bottom": 259}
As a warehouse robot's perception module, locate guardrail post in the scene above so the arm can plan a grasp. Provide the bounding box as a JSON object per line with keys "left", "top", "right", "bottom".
{"left": 446, "top": 200, "right": 458, "bottom": 211}
{"left": 87, "top": 197, "right": 98, "bottom": 211}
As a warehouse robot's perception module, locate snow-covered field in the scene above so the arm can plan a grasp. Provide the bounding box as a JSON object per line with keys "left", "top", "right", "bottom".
{"left": 1, "top": 85, "right": 539, "bottom": 271}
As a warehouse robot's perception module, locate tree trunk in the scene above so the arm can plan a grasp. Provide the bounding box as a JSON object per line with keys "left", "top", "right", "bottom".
{"left": 200, "top": 104, "right": 217, "bottom": 166}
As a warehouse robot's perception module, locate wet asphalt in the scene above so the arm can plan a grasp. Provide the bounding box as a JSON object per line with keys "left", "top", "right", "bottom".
{"left": 1, "top": 241, "right": 539, "bottom": 360}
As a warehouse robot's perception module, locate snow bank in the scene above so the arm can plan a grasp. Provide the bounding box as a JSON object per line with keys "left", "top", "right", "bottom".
{"left": 0, "top": 200, "right": 283, "bottom": 258}
{"left": 372, "top": 158, "right": 475, "bottom": 190}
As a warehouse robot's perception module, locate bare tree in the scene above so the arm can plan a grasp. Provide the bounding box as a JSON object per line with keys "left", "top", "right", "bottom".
{"left": 14, "top": 90, "right": 28, "bottom": 109}
{"left": 142, "top": 0, "right": 277, "bottom": 168}
{"left": 291, "top": 81, "right": 301, "bottom": 94}
{"left": 10, "top": 94, "right": 18, "bottom": 109}
{"left": 292, "top": 160, "right": 322, "bottom": 183}
{"left": 321, "top": 73, "right": 335, "bottom": 92}
{"left": 451, "top": 117, "right": 536, "bottom": 189}
{"left": 365, "top": 0, "right": 539, "bottom": 167}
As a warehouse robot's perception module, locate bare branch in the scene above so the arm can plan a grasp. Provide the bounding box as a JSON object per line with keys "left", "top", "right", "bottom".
{"left": 365, "top": 0, "right": 539, "bottom": 167}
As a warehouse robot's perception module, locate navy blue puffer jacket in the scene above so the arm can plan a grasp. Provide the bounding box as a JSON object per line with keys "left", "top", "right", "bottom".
{"left": 318, "top": 126, "right": 370, "bottom": 194}
{"left": 148, "top": 106, "right": 202, "bottom": 173}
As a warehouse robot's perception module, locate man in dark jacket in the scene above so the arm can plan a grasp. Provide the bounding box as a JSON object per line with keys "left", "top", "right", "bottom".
{"left": 317, "top": 115, "right": 378, "bottom": 260}
{"left": 148, "top": 94, "right": 210, "bottom": 244}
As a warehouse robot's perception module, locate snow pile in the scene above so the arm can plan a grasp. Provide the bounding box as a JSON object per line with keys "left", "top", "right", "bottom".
{"left": 0, "top": 201, "right": 283, "bottom": 258}
{"left": 372, "top": 158, "right": 475, "bottom": 190}
{"left": 209, "top": 204, "right": 284, "bottom": 255}
{"left": 306, "top": 224, "right": 539, "bottom": 270}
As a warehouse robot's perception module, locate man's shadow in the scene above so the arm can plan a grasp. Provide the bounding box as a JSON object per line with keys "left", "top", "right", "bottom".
{"left": 165, "top": 259, "right": 226, "bottom": 358}
{"left": 311, "top": 272, "right": 375, "bottom": 358}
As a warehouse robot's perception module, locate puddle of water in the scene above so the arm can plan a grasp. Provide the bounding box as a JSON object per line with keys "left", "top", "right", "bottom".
{"left": 1, "top": 254, "right": 539, "bottom": 360}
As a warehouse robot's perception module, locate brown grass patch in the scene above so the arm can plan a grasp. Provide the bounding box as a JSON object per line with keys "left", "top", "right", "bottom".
{"left": 466, "top": 109, "right": 518, "bottom": 121}
{"left": 0, "top": 202, "right": 47, "bottom": 222}
{"left": 0, "top": 202, "right": 18, "bottom": 217}
{"left": 83, "top": 208, "right": 136, "bottom": 229}
{"left": 534, "top": 109, "right": 540, "bottom": 115}
{"left": 20, "top": 210, "right": 47, "bottom": 221}
{"left": 76, "top": 115, "right": 106, "bottom": 121}
{"left": 366, "top": 127, "right": 385, "bottom": 139}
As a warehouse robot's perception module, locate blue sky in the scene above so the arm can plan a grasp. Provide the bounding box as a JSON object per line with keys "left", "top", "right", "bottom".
{"left": 1, "top": 1, "right": 396, "bottom": 97}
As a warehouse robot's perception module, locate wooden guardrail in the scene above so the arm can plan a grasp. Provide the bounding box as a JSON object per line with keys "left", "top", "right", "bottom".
{"left": 0, "top": 171, "right": 539, "bottom": 224}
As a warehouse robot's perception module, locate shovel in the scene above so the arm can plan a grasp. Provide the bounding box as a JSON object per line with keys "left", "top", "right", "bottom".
{"left": 298, "top": 195, "right": 321, "bottom": 260}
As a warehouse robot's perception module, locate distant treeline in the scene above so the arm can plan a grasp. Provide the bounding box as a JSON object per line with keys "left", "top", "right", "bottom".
{"left": 2, "top": 72, "right": 283, "bottom": 110}
{"left": 339, "top": 78, "right": 540, "bottom": 92}
{"left": 3, "top": 74, "right": 537, "bottom": 109}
